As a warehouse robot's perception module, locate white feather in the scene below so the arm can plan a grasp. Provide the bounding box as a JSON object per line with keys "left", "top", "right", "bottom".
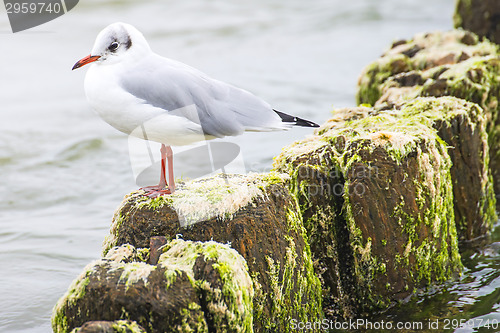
{"left": 80, "top": 22, "right": 304, "bottom": 147}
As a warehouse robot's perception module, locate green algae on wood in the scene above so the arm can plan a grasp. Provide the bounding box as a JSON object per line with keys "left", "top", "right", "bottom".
{"left": 70, "top": 320, "right": 147, "bottom": 333}
{"left": 101, "top": 172, "right": 323, "bottom": 332}
{"left": 348, "top": 96, "right": 496, "bottom": 240}
{"left": 103, "top": 173, "right": 287, "bottom": 255}
{"left": 396, "top": 97, "right": 497, "bottom": 239}
{"left": 160, "top": 240, "right": 254, "bottom": 332}
{"left": 52, "top": 240, "right": 253, "bottom": 333}
{"left": 357, "top": 53, "right": 413, "bottom": 108}
{"left": 357, "top": 30, "right": 499, "bottom": 106}
{"left": 325, "top": 96, "right": 497, "bottom": 240}
{"left": 274, "top": 102, "right": 463, "bottom": 318}
{"left": 356, "top": 29, "right": 500, "bottom": 210}
{"left": 454, "top": 0, "right": 500, "bottom": 45}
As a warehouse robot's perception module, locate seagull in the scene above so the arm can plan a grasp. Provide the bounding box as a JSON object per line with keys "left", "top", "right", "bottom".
{"left": 72, "top": 22, "right": 319, "bottom": 197}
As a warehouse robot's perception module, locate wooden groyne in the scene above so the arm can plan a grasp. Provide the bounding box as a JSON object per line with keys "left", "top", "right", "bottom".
{"left": 53, "top": 30, "right": 498, "bottom": 333}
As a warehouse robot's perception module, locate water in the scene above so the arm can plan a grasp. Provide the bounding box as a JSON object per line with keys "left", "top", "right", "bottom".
{"left": 1, "top": 0, "right": 498, "bottom": 332}
{"left": 368, "top": 224, "right": 500, "bottom": 333}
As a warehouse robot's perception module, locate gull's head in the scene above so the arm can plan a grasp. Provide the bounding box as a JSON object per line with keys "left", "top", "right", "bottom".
{"left": 72, "top": 22, "right": 151, "bottom": 70}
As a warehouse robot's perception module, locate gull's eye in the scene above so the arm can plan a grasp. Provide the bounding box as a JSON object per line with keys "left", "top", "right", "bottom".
{"left": 108, "top": 42, "right": 119, "bottom": 52}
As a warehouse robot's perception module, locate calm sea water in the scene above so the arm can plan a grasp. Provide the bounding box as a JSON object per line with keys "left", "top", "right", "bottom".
{"left": 1, "top": 0, "right": 498, "bottom": 332}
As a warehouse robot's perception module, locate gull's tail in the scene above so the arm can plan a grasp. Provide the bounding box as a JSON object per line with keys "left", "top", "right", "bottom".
{"left": 274, "top": 109, "right": 319, "bottom": 128}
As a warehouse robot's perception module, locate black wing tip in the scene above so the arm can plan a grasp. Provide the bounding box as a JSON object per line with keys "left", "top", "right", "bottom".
{"left": 274, "top": 109, "right": 320, "bottom": 128}
{"left": 295, "top": 117, "right": 320, "bottom": 128}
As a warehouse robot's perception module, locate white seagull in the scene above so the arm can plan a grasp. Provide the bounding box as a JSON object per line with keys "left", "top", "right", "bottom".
{"left": 73, "top": 22, "right": 319, "bottom": 197}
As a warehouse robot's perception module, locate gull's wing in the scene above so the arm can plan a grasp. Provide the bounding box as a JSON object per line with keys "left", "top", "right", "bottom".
{"left": 119, "top": 53, "right": 289, "bottom": 139}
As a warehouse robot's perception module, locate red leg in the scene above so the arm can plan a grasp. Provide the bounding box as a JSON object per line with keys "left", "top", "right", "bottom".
{"left": 165, "top": 145, "right": 175, "bottom": 193}
{"left": 159, "top": 144, "right": 167, "bottom": 188}
{"left": 139, "top": 144, "right": 173, "bottom": 197}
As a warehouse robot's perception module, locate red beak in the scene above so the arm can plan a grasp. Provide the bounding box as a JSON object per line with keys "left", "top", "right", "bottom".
{"left": 72, "top": 54, "right": 101, "bottom": 70}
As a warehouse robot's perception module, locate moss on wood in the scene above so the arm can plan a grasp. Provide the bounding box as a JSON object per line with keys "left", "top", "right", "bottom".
{"left": 98, "top": 173, "right": 323, "bottom": 332}
{"left": 274, "top": 99, "right": 464, "bottom": 318}
{"left": 52, "top": 240, "right": 253, "bottom": 333}
{"left": 357, "top": 29, "right": 500, "bottom": 212}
